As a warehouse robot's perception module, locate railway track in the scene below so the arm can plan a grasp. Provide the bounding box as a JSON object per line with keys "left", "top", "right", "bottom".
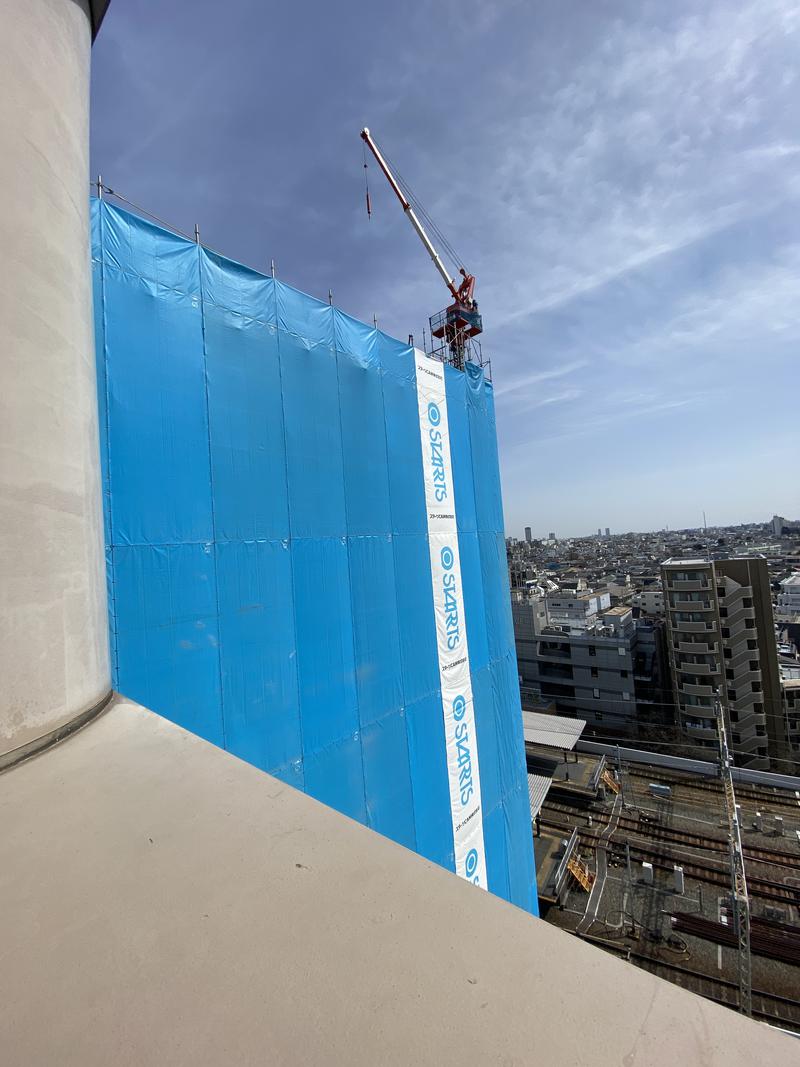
{"left": 624, "top": 767, "right": 800, "bottom": 813}
{"left": 540, "top": 816, "right": 800, "bottom": 906}
{"left": 578, "top": 934, "right": 800, "bottom": 1032}
{"left": 544, "top": 799, "right": 800, "bottom": 870}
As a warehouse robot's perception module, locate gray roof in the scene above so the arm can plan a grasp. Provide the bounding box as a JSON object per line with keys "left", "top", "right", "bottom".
{"left": 522, "top": 710, "right": 586, "bottom": 750}
{"left": 527, "top": 773, "right": 553, "bottom": 818}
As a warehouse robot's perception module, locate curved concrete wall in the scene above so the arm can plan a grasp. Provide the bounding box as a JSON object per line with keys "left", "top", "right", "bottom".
{"left": 0, "top": 0, "right": 110, "bottom": 756}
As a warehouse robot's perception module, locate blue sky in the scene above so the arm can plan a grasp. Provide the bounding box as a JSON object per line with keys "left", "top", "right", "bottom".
{"left": 90, "top": 0, "right": 800, "bottom": 538}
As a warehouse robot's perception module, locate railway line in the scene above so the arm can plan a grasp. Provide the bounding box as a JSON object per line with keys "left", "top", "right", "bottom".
{"left": 544, "top": 799, "right": 800, "bottom": 870}
{"left": 624, "top": 766, "right": 800, "bottom": 814}
{"left": 577, "top": 934, "right": 800, "bottom": 1033}
{"left": 540, "top": 815, "right": 800, "bottom": 907}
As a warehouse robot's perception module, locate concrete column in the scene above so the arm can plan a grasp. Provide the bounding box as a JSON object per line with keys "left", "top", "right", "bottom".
{"left": 0, "top": 0, "right": 110, "bottom": 757}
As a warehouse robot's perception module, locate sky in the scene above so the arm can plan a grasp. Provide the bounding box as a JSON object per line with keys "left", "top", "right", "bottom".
{"left": 90, "top": 0, "right": 800, "bottom": 539}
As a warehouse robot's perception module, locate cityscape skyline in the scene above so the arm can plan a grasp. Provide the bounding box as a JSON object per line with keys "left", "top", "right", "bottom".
{"left": 511, "top": 511, "right": 799, "bottom": 543}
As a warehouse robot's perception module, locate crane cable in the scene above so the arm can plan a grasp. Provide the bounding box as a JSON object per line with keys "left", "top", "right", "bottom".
{"left": 363, "top": 143, "right": 372, "bottom": 220}
{"left": 363, "top": 135, "right": 465, "bottom": 274}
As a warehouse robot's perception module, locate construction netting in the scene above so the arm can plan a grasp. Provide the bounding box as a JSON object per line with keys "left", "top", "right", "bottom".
{"left": 91, "top": 198, "right": 537, "bottom": 914}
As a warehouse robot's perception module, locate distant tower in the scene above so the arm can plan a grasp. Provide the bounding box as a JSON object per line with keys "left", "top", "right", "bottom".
{"left": 524, "top": 527, "right": 532, "bottom": 544}
{"left": 548, "top": 532, "right": 555, "bottom": 541}
{"left": 597, "top": 528, "right": 602, "bottom": 538}
{"left": 605, "top": 527, "right": 610, "bottom": 537}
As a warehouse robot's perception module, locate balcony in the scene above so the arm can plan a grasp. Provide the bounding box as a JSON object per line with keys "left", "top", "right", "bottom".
{"left": 679, "top": 681, "right": 715, "bottom": 698}
{"left": 728, "top": 668, "right": 761, "bottom": 690}
{"left": 684, "top": 721, "right": 717, "bottom": 737}
{"left": 671, "top": 599, "right": 712, "bottom": 611}
{"left": 672, "top": 621, "right": 715, "bottom": 633}
{"left": 677, "top": 641, "right": 716, "bottom": 655}
{"left": 680, "top": 704, "right": 716, "bottom": 721}
{"left": 676, "top": 660, "right": 715, "bottom": 676}
{"left": 669, "top": 578, "right": 710, "bottom": 592}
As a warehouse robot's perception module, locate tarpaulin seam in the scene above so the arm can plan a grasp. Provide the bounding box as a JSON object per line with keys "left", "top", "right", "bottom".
{"left": 196, "top": 241, "right": 227, "bottom": 750}
{"left": 375, "top": 338, "right": 419, "bottom": 853}
{"left": 97, "top": 201, "right": 120, "bottom": 684}
{"left": 332, "top": 343, "right": 370, "bottom": 825}
{"left": 271, "top": 285, "right": 306, "bottom": 787}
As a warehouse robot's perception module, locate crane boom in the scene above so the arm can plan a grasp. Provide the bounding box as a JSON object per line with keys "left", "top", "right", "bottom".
{"left": 360, "top": 126, "right": 484, "bottom": 374}
{"left": 360, "top": 128, "right": 460, "bottom": 302}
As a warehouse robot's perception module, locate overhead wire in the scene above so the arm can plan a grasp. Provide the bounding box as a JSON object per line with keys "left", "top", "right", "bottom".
{"left": 373, "top": 137, "right": 465, "bottom": 273}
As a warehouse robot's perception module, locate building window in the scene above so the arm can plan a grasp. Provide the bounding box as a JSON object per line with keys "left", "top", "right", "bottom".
{"left": 591, "top": 667, "right": 598, "bottom": 678}
{"left": 747, "top": 640, "right": 757, "bottom": 651}
{"left": 725, "top": 669, "right": 734, "bottom": 681}
{"left": 589, "top": 646, "right": 596, "bottom": 657}
{"left": 752, "top": 681, "right": 762, "bottom": 693}
{"left": 721, "top": 627, "right": 730, "bottom": 639}
{"left": 753, "top": 703, "right": 763, "bottom": 714}
{"left": 593, "top": 688, "right": 600, "bottom": 698}
{"left": 745, "top": 619, "right": 755, "bottom": 629}
{"left": 743, "top": 597, "right": 753, "bottom": 608}
{"left": 621, "top": 670, "right": 628, "bottom": 678}
{"left": 728, "top": 689, "right": 737, "bottom": 701}
{"left": 749, "top": 661, "right": 759, "bottom": 672}
{"left": 623, "top": 692, "right": 631, "bottom": 701}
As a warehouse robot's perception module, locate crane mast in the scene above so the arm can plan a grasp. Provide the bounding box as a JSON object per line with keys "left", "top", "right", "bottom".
{"left": 360, "top": 127, "right": 484, "bottom": 373}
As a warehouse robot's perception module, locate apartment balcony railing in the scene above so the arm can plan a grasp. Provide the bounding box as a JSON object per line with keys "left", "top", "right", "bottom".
{"left": 677, "top": 640, "right": 717, "bottom": 655}
{"left": 728, "top": 668, "right": 761, "bottom": 690}
{"left": 679, "top": 681, "right": 715, "bottom": 698}
{"left": 675, "top": 660, "right": 715, "bottom": 676}
{"left": 669, "top": 578, "right": 710, "bottom": 592}
{"left": 684, "top": 721, "right": 717, "bottom": 736}
{"left": 671, "top": 599, "right": 713, "bottom": 611}
{"left": 679, "top": 705, "right": 716, "bottom": 721}
{"left": 672, "top": 621, "right": 716, "bottom": 634}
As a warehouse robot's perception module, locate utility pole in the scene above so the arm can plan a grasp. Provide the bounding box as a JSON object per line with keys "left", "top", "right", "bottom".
{"left": 716, "top": 698, "right": 752, "bottom": 1017}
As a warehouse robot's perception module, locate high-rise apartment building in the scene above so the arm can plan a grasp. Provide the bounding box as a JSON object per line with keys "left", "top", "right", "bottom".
{"left": 661, "top": 557, "right": 787, "bottom": 770}
{"left": 524, "top": 526, "right": 532, "bottom": 543}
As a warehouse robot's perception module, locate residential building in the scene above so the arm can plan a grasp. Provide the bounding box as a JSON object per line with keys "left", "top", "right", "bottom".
{"left": 661, "top": 557, "right": 788, "bottom": 771}
{"left": 781, "top": 660, "right": 800, "bottom": 761}
{"left": 633, "top": 586, "right": 665, "bottom": 617}
{"left": 513, "top": 591, "right": 645, "bottom": 738}
{"left": 776, "top": 573, "right": 800, "bottom": 623}
{"left": 524, "top": 526, "right": 532, "bottom": 543}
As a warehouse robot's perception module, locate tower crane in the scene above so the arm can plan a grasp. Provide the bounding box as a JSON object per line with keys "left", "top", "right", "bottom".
{"left": 360, "top": 127, "right": 485, "bottom": 373}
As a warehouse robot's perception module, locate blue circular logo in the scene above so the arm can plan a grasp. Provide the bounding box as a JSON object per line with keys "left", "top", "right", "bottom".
{"left": 440, "top": 545, "right": 454, "bottom": 570}
{"left": 427, "top": 402, "right": 441, "bottom": 426}
{"left": 465, "top": 849, "right": 479, "bottom": 878}
{"left": 453, "top": 695, "right": 467, "bottom": 721}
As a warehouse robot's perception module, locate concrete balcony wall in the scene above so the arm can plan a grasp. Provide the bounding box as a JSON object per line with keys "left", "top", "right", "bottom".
{"left": 1, "top": 699, "right": 792, "bottom": 1066}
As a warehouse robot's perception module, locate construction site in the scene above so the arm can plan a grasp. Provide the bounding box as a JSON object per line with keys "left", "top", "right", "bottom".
{"left": 2, "top": 2, "right": 798, "bottom": 1063}
{"left": 528, "top": 716, "right": 800, "bottom": 1034}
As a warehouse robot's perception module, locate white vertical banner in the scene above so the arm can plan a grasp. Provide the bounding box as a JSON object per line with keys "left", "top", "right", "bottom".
{"left": 414, "top": 350, "right": 487, "bottom": 890}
